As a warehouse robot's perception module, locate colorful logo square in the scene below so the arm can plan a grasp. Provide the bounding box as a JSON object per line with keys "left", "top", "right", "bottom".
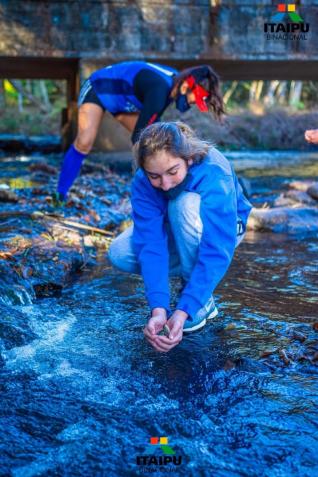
{"left": 271, "top": 2, "right": 304, "bottom": 22}
{"left": 160, "top": 437, "right": 168, "bottom": 445}
{"left": 150, "top": 437, "right": 159, "bottom": 445}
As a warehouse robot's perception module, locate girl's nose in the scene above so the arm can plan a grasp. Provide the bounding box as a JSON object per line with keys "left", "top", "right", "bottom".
{"left": 161, "top": 176, "right": 171, "bottom": 191}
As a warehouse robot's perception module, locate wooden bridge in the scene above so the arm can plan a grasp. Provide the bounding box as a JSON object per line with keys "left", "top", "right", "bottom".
{"left": 1, "top": 0, "right": 317, "bottom": 148}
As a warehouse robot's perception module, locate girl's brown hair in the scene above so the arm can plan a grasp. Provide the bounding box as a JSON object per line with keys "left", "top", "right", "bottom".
{"left": 133, "top": 121, "right": 211, "bottom": 169}
{"left": 173, "top": 65, "right": 225, "bottom": 122}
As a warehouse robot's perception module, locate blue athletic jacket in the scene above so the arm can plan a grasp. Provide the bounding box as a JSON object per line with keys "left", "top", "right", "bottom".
{"left": 90, "top": 61, "right": 177, "bottom": 114}
{"left": 131, "top": 148, "right": 252, "bottom": 317}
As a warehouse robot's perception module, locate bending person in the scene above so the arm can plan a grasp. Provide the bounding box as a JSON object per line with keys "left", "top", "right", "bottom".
{"left": 108, "top": 122, "right": 252, "bottom": 353}
{"left": 56, "top": 61, "right": 224, "bottom": 201}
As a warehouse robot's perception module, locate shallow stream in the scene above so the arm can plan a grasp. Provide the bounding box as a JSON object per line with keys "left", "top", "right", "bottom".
{"left": 0, "top": 150, "right": 318, "bottom": 476}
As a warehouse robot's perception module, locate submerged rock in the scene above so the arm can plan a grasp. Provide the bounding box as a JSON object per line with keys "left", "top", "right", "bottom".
{"left": 0, "top": 304, "right": 37, "bottom": 350}
{"left": 249, "top": 178, "right": 318, "bottom": 233}
{"left": 0, "top": 134, "right": 61, "bottom": 153}
{"left": 247, "top": 206, "right": 318, "bottom": 233}
{"left": 307, "top": 182, "right": 318, "bottom": 200}
{"left": 29, "top": 162, "right": 58, "bottom": 175}
{"left": 0, "top": 190, "right": 19, "bottom": 202}
{"left": 289, "top": 180, "right": 315, "bottom": 192}
{"left": 288, "top": 180, "right": 318, "bottom": 202}
{"left": 274, "top": 190, "right": 317, "bottom": 207}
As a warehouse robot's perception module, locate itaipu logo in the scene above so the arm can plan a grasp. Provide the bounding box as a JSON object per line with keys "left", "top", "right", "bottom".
{"left": 264, "top": 3, "right": 310, "bottom": 41}
{"left": 136, "top": 436, "right": 183, "bottom": 471}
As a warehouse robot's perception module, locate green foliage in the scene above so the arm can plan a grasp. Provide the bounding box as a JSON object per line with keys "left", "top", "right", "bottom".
{"left": 1, "top": 78, "right": 318, "bottom": 150}
{"left": 0, "top": 79, "right": 67, "bottom": 135}
{"left": 221, "top": 80, "right": 318, "bottom": 113}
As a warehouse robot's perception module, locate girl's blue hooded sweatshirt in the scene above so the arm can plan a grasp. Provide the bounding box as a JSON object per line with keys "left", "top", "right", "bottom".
{"left": 131, "top": 147, "right": 252, "bottom": 318}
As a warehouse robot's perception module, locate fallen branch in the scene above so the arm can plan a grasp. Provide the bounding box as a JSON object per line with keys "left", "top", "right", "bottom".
{"left": 55, "top": 218, "right": 114, "bottom": 237}
{"left": 32, "top": 211, "right": 114, "bottom": 237}
{"left": 0, "top": 210, "right": 115, "bottom": 237}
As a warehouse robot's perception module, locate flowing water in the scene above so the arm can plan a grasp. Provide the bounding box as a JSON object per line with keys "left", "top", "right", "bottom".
{"left": 0, "top": 151, "right": 318, "bottom": 477}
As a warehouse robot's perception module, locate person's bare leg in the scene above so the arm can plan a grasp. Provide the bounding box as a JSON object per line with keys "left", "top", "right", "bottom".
{"left": 114, "top": 113, "right": 139, "bottom": 133}
{"left": 74, "top": 103, "right": 104, "bottom": 153}
{"left": 57, "top": 103, "right": 104, "bottom": 199}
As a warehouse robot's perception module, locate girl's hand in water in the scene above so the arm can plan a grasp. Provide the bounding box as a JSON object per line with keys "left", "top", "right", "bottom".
{"left": 143, "top": 308, "right": 167, "bottom": 351}
{"left": 145, "top": 310, "right": 188, "bottom": 353}
{"left": 305, "top": 129, "right": 318, "bottom": 144}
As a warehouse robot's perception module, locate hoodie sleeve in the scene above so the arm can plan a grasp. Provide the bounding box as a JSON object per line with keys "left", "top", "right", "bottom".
{"left": 131, "top": 69, "right": 171, "bottom": 144}
{"left": 176, "top": 170, "right": 237, "bottom": 318}
{"left": 131, "top": 175, "right": 170, "bottom": 312}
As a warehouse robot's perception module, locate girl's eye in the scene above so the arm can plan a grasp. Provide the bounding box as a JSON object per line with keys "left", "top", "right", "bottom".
{"left": 149, "top": 176, "right": 159, "bottom": 180}
{"left": 169, "top": 171, "right": 178, "bottom": 176}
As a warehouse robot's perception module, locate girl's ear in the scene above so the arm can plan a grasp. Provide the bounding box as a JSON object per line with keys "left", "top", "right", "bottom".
{"left": 180, "top": 81, "right": 188, "bottom": 95}
{"left": 188, "top": 158, "right": 193, "bottom": 166}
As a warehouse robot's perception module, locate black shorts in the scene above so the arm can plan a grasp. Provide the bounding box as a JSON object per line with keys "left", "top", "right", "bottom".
{"left": 78, "top": 79, "right": 105, "bottom": 110}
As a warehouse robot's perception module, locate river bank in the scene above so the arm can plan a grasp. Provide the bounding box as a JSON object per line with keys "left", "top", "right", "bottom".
{"left": 0, "top": 152, "right": 131, "bottom": 306}
{"left": 1, "top": 149, "right": 318, "bottom": 306}
{"left": 2, "top": 106, "right": 318, "bottom": 151}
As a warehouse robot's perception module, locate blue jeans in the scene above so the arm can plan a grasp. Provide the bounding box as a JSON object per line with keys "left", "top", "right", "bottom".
{"left": 108, "top": 192, "right": 245, "bottom": 317}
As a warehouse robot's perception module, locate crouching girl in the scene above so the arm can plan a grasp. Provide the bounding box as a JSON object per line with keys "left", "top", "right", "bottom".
{"left": 108, "top": 122, "right": 252, "bottom": 353}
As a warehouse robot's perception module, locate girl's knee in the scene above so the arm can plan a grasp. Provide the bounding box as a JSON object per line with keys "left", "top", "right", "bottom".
{"left": 108, "top": 240, "right": 122, "bottom": 270}
{"left": 168, "top": 192, "right": 202, "bottom": 229}
{"left": 170, "top": 191, "right": 200, "bottom": 214}
{"left": 108, "top": 233, "right": 140, "bottom": 274}
{"left": 74, "top": 135, "right": 94, "bottom": 154}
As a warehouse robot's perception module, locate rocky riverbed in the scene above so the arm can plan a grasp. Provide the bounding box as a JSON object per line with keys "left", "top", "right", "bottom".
{"left": 1, "top": 149, "right": 318, "bottom": 303}
{"left": 0, "top": 153, "right": 132, "bottom": 305}
{"left": 0, "top": 149, "right": 318, "bottom": 476}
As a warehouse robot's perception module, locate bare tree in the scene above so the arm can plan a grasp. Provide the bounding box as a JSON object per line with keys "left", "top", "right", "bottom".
{"left": 9, "top": 80, "right": 50, "bottom": 113}
{"left": 249, "top": 81, "right": 264, "bottom": 103}
{"left": 264, "top": 80, "right": 280, "bottom": 107}
{"left": 223, "top": 81, "right": 238, "bottom": 105}
{"left": 39, "top": 80, "right": 52, "bottom": 111}
{"left": 276, "top": 81, "right": 288, "bottom": 105}
{"left": 0, "top": 80, "right": 4, "bottom": 107}
{"left": 289, "top": 81, "right": 302, "bottom": 107}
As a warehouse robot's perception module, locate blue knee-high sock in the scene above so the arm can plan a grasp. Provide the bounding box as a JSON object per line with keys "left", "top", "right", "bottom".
{"left": 57, "top": 144, "right": 87, "bottom": 199}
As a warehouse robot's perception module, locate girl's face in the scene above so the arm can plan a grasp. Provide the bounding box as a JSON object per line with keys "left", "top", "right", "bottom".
{"left": 180, "top": 81, "right": 196, "bottom": 105}
{"left": 144, "top": 151, "right": 193, "bottom": 191}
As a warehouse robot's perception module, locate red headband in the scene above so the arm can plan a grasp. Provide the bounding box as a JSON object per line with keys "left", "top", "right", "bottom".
{"left": 186, "top": 75, "right": 209, "bottom": 112}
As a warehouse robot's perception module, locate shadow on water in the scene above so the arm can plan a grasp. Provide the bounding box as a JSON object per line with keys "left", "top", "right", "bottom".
{"left": 0, "top": 151, "right": 318, "bottom": 476}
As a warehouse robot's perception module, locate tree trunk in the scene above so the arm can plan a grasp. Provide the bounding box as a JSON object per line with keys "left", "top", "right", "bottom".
{"left": 264, "top": 80, "right": 279, "bottom": 107}
{"left": 40, "top": 80, "right": 51, "bottom": 111}
{"left": 0, "top": 80, "right": 4, "bottom": 107}
{"left": 255, "top": 80, "right": 264, "bottom": 102}
{"left": 223, "top": 81, "right": 238, "bottom": 105}
{"left": 276, "top": 81, "right": 287, "bottom": 105}
{"left": 9, "top": 80, "right": 49, "bottom": 113}
{"left": 289, "top": 81, "right": 302, "bottom": 107}
{"left": 249, "top": 81, "right": 258, "bottom": 102}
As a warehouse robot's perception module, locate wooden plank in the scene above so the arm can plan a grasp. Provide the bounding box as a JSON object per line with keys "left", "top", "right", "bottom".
{"left": 2, "top": 56, "right": 318, "bottom": 83}
{"left": 0, "top": 56, "right": 79, "bottom": 79}
{"left": 211, "top": 60, "right": 318, "bottom": 81}
{"left": 152, "top": 59, "right": 318, "bottom": 81}
{"left": 0, "top": 56, "right": 79, "bottom": 101}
